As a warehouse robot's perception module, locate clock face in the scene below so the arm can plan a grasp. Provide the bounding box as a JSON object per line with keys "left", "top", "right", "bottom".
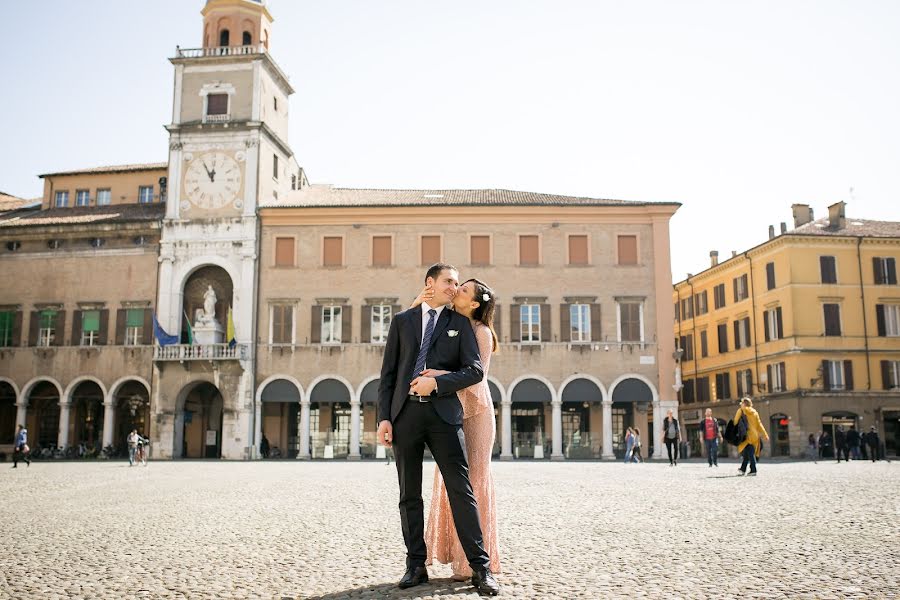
{"left": 184, "top": 152, "right": 242, "bottom": 209}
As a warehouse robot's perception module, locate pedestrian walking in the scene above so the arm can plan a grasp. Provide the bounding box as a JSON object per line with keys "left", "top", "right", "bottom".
{"left": 624, "top": 427, "right": 635, "bottom": 464}
{"left": 12, "top": 425, "right": 30, "bottom": 468}
{"left": 662, "top": 410, "right": 680, "bottom": 466}
{"left": 127, "top": 429, "right": 139, "bottom": 466}
{"left": 631, "top": 427, "right": 643, "bottom": 463}
{"left": 260, "top": 433, "right": 270, "bottom": 459}
{"left": 734, "top": 397, "right": 769, "bottom": 476}
{"left": 864, "top": 427, "right": 880, "bottom": 462}
{"left": 136, "top": 433, "right": 148, "bottom": 466}
{"left": 701, "top": 408, "right": 721, "bottom": 467}
{"left": 835, "top": 426, "right": 849, "bottom": 463}
{"left": 806, "top": 433, "right": 818, "bottom": 463}
{"left": 846, "top": 426, "right": 861, "bottom": 460}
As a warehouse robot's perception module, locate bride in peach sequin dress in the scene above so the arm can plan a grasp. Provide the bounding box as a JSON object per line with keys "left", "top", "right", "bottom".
{"left": 412, "top": 278, "right": 502, "bottom": 580}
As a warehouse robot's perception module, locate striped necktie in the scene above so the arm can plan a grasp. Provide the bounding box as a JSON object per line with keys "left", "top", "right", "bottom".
{"left": 412, "top": 309, "right": 437, "bottom": 384}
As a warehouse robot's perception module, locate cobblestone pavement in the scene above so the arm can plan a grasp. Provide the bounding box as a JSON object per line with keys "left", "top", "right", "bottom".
{"left": 1, "top": 458, "right": 898, "bottom": 600}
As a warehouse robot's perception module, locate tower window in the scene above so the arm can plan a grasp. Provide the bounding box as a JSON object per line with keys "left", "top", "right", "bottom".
{"left": 243, "top": 31, "right": 252, "bottom": 46}
{"left": 219, "top": 29, "right": 230, "bottom": 47}
{"left": 207, "top": 93, "right": 228, "bottom": 116}
{"left": 273, "top": 96, "right": 278, "bottom": 112}
{"left": 273, "top": 154, "right": 279, "bottom": 180}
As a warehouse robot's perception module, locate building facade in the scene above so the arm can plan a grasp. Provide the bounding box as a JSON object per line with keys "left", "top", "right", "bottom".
{"left": 0, "top": 0, "right": 680, "bottom": 460}
{"left": 673, "top": 202, "right": 900, "bottom": 458}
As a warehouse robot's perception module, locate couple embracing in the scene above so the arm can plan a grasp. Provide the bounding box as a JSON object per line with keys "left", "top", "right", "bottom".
{"left": 377, "top": 263, "right": 502, "bottom": 595}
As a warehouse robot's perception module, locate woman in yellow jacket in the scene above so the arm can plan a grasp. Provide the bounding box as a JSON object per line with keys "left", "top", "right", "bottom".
{"left": 734, "top": 397, "right": 769, "bottom": 476}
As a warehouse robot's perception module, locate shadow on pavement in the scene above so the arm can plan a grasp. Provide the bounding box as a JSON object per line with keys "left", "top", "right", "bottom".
{"left": 302, "top": 578, "right": 473, "bottom": 599}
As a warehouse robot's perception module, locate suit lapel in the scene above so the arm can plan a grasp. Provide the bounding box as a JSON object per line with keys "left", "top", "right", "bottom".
{"left": 411, "top": 307, "right": 423, "bottom": 353}
{"left": 428, "top": 308, "right": 452, "bottom": 350}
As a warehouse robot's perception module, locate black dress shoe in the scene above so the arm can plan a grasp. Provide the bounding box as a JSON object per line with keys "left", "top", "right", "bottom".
{"left": 471, "top": 568, "right": 500, "bottom": 596}
{"left": 398, "top": 565, "right": 428, "bottom": 589}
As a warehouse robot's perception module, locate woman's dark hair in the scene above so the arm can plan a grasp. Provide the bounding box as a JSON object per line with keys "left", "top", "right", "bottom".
{"left": 463, "top": 278, "right": 498, "bottom": 352}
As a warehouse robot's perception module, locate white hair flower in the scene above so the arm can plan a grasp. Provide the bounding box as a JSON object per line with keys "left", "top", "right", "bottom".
{"left": 482, "top": 293, "right": 491, "bottom": 302}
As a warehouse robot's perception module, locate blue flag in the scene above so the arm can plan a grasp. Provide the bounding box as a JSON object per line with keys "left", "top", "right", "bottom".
{"left": 153, "top": 313, "right": 179, "bottom": 346}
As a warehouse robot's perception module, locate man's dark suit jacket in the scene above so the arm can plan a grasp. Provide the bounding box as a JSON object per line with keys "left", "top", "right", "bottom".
{"left": 377, "top": 306, "right": 483, "bottom": 426}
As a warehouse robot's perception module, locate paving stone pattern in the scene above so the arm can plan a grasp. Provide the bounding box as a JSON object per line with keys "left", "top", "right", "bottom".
{"left": 1, "top": 459, "right": 898, "bottom": 599}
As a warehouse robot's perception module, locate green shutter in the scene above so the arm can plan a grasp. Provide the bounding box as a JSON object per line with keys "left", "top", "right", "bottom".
{"left": 0, "top": 311, "right": 11, "bottom": 345}
{"left": 126, "top": 309, "right": 144, "bottom": 328}
{"left": 82, "top": 310, "right": 100, "bottom": 332}
{"left": 40, "top": 310, "right": 57, "bottom": 328}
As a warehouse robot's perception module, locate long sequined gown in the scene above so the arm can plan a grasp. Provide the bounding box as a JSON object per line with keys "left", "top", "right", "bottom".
{"left": 425, "top": 321, "right": 501, "bottom": 577}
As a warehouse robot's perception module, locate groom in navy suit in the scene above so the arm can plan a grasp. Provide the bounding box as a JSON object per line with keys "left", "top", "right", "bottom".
{"left": 377, "top": 263, "right": 500, "bottom": 595}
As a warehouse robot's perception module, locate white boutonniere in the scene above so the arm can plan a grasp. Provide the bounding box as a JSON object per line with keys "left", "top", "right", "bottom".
{"left": 447, "top": 329, "right": 459, "bottom": 337}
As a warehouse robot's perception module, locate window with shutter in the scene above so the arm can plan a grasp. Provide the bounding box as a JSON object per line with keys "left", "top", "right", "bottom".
{"left": 274, "top": 237, "right": 295, "bottom": 267}
{"left": 207, "top": 93, "right": 228, "bottom": 115}
{"left": 700, "top": 330, "right": 708, "bottom": 358}
{"left": 321, "top": 305, "right": 342, "bottom": 344}
{"left": 81, "top": 310, "right": 101, "bottom": 346}
{"left": 470, "top": 235, "right": 490, "bottom": 265}
{"left": 569, "top": 304, "right": 590, "bottom": 342}
{"left": 323, "top": 237, "right": 343, "bottom": 267}
{"left": 619, "top": 302, "right": 642, "bottom": 342}
{"left": 420, "top": 236, "right": 441, "bottom": 265}
{"left": 271, "top": 305, "right": 293, "bottom": 344}
{"left": 519, "top": 235, "right": 539, "bottom": 266}
{"left": 823, "top": 304, "right": 841, "bottom": 336}
{"left": 717, "top": 323, "right": 728, "bottom": 353}
{"left": 37, "top": 309, "right": 57, "bottom": 347}
{"left": 568, "top": 235, "right": 589, "bottom": 265}
{"left": 617, "top": 235, "right": 637, "bottom": 265}
{"left": 766, "top": 262, "right": 776, "bottom": 290}
{"left": 520, "top": 304, "right": 540, "bottom": 342}
{"left": 0, "top": 311, "right": 13, "bottom": 347}
{"left": 370, "top": 305, "right": 392, "bottom": 343}
{"left": 820, "top": 256, "right": 837, "bottom": 284}
{"left": 714, "top": 283, "right": 726, "bottom": 309}
{"left": 372, "top": 236, "right": 392, "bottom": 267}
{"left": 125, "top": 309, "right": 144, "bottom": 346}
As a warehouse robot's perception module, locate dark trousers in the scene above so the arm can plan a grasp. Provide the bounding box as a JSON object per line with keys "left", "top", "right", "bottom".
{"left": 740, "top": 444, "right": 757, "bottom": 474}
{"left": 868, "top": 443, "right": 878, "bottom": 462}
{"left": 392, "top": 399, "right": 489, "bottom": 571}
{"left": 836, "top": 445, "right": 849, "bottom": 462}
{"left": 665, "top": 438, "right": 679, "bottom": 464}
{"left": 12, "top": 447, "right": 29, "bottom": 467}
{"left": 705, "top": 439, "right": 719, "bottom": 466}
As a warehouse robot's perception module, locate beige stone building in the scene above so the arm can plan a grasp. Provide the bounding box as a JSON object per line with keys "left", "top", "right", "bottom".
{"left": 0, "top": 0, "right": 680, "bottom": 461}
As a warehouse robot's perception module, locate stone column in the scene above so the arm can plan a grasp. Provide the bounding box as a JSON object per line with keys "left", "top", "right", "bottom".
{"left": 58, "top": 402, "right": 71, "bottom": 449}
{"left": 298, "top": 399, "right": 311, "bottom": 459}
{"left": 652, "top": 401, "right": 662, "bottom": 460}
{"left": 15, "top": 402, "right": 27, "bottom": 436}
{"left": 500, "top": 401, "right": 513, "bottom": 460}
{"left": 349, "top": 397, "right": 361, "bottom": 460}
{"left": 602, "top": 401, "right": 615, "bottom": 459}
{"left": 551, "top": 400, "right": 564, "bottom": 460}
{"left": 102, "top": 399, "right": 115, "bottom": 447}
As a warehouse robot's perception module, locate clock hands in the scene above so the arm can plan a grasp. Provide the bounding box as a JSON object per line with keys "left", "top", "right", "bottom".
{"left": 202, "top": 162, "right": 216, "bottom": 182}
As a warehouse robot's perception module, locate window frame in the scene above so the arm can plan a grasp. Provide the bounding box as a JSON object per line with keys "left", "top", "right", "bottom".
{"left": 80, "top": 309, "right": 101, "bottom": 346}
{"left": 321, "top": 305, "right": 342, "bottom": 345}
{"left": 517, "top": 234, "right": 541, "bottom": 267}
{"left": 569, "top": 303, "right": 591, "bottom": 343}
{"left": 370, "top": 304, "right": 393, "bottom": 344}
{"left": 615, "top": 233, "right": 639, "bottom": 266}
{"left": 823, "top": 303, "right": 842, "bottom": 337}
{"left": 54, "top": 190, "right": 69, "bottom": 208}
{"left": 321, "top": 235, "right": 345, "bottom": 268}
{"left": 820, "top": 255, "right": 838, "bottom": 284}
{"left": 713, "top": 283, "right": 726, "bottom": 310}
{"left": 124, "top": 308, "right": 144, "bottom": 346}
{"left": 38, "top": 309, "right": 57, "bottom": 347}
{"left": 0, "top": 311, "right": 14, "bottom": 346}
{"left": 138, "top": 185, "right": 154, "bottom": 204}
{"left": 825, "top": 360, "right": 845, "bottom": 390}
{"left": 96, "top": 188, "right": 111, "bottom": 206}
{"left": 419, "top": 233, "right": 443, "bottom": 266}
{"left": 370, "top": 234, "right": 394, "bottom": 268}
{"left": 520, "top": 304, "right": 541, "bottom": 343}
{"left": 273, "top": 236, "right": 296, "bottom": 268}
{"left": 75, "top": 189, "right": 90, "bottom": 207}
{"left": 269, "top": 303, "right": 295, "bottom": 345}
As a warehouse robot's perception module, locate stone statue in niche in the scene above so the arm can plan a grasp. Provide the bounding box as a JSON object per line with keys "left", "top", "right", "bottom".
{"left": 195, "top": 285, "right": 219, "bottom": 326}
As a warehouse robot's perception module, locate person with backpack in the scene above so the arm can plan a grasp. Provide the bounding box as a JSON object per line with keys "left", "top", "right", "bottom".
{"left": 662, "top": 410, "right": 680, "bottom": 466}
{"left": 733, "top": 397, "right": 769, "bottom": 476}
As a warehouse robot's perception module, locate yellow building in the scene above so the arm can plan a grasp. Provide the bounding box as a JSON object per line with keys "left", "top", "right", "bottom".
{"left": 673, "top": 202, "right": 900, "bottom": 458}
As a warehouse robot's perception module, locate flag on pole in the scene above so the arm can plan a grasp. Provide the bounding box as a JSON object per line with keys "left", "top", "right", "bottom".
{"left": 183, "top": 310, "right": 194, "bottom": 344}
{"left": 227, "top": 308, "right": 236, "bottom": 348}
{"left": 152, "top": 313, "right": 179, "bottom": 346}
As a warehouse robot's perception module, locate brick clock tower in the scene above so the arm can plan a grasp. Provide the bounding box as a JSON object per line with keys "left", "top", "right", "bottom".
{"left": 152, "top": 0, "right": 299, "bottom": 459}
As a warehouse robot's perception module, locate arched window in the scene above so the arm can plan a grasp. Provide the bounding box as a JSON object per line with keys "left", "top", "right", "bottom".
{"left": 242, "top": 31, "right": 252, "bottom": 46}
{"left": 219, "top": 29, "right": 230, "bottom": 47}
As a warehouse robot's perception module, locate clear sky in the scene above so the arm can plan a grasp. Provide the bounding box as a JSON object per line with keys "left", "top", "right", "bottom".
{"left": 3, "top": 1, "right": 898, "bottom": 280}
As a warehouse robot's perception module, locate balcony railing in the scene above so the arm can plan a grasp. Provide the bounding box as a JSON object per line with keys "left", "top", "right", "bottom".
{"left": 204, "top": 114, "right": 231, "bottom": 123}
{"left": 153, "top": 343, "right": 249, "bottom": 361}
{"left": 175, "top": 45, "right": 266, "bottom": 59}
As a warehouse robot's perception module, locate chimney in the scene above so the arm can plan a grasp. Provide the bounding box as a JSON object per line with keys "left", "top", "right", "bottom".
{"left": 780, "top": 222, "right": 787, "bottom": 234}
{"left": 792, "top": 203, "right": 814, "bottom": 228}
{"left": 710, "top": 250, "right": 719, "bottom": 267}
{"left": 768, "top": 225, "right": 775, "bottom": 240}
{"left": 732, "top": 250, "right": 737, "bottom": 257}
{"left": 827, "top": 201, "right": 846, "bottom": 230}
